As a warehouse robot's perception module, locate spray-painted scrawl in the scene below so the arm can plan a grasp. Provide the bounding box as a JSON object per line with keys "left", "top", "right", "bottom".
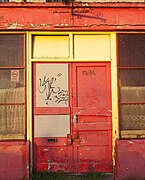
{"left": 36, "top": 64, "right": 69, "bottom": 107}
{"left": 38, "top": 73, "right": 68, "bottom": 106}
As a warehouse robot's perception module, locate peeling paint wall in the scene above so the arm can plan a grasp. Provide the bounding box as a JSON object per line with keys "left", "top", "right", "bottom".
{"left": 0, "top": 141, "right": 29, "bottom": 180}
{"left": 116, "top": 140, "right": 145, "bottom": 180}
{"left": 0, "top": 3, "right": 145, "bottom": 30}
{"left": 8, "top": 0, "right": 145, "bottom": 2}
{"left": 76, "top": 0, "right": 145, "bottom": 2}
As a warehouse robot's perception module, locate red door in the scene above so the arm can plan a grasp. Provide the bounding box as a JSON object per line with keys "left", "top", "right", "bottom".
{"left": 72, "top": 63, "right": 112, "bottom": 172}
{"left": 33, "top": 63, "right": 73, "bottom": 172}
{"left": 33, "top": 62, "right": 112, "bottom": 173}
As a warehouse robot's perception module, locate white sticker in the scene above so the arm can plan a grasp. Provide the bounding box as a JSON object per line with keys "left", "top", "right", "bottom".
{"left": 11, "top": 70, "right": 19, "bottom": 82}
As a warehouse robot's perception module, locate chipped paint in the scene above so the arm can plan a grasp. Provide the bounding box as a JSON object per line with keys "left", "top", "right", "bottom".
{"left": 0, "top": 3, "right": 144, "bottom": 30}
{"left": 47, "top": 160, "right": 51, "bottom": 171}
{"left": 116, "top": 140, "right": 145, "bottom": 180}
{"left": 34, "top": 62, "right": 112, "bottom": 173}
{"left": 0, "top": 141, "right": 29, "bottom": 180}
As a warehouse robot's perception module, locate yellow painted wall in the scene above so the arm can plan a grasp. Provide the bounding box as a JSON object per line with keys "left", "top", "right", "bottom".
{"left": 27, "top": 31, "right": 119, "bottom": 169}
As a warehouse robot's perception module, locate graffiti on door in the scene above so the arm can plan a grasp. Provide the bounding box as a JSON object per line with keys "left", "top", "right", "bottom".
{"left": 38, "top": 73, "right": 68, "bottom": 105}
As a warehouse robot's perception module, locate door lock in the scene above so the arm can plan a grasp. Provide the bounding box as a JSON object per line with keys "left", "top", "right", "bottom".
{"left": 73, "top": 115, "right": 78, "bottom": 124}
{"left": 67, "top": 133, "right": 81, "bottom": 145}
{"left": 67, "top": 134, "right": 73, "bottom": 145}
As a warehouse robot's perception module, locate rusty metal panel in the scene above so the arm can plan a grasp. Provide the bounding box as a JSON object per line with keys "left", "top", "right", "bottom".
{"left": 116, "top": 139, "right": 145, "bottom": 180}
{"left": 0, "top": 141, "right": 29, "bottom": 180}
{"left": 0, "top": 3, "right": 144, "bottom": 30}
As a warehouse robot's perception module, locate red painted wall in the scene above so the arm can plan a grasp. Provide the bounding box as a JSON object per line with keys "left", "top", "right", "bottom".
{"left": 0, "top": 3, "right": 144, "bottom": 30}
{"left": 116, "top": 140, "right": 145, "bottom": 180}
{"left": 0, "top": 141, "right": 29, "bottom": 180}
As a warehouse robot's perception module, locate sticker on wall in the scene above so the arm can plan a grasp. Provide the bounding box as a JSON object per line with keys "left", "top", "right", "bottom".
{"left": 11, "top": 70, "right": 19, "bottom": 82}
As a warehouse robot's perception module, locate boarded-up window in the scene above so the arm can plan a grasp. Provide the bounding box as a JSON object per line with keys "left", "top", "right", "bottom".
{"left": 0, "top": 34, "right": 25, "bottom": 140}
{"left": 118, "top": 34, "right": 145, "bottom": 138}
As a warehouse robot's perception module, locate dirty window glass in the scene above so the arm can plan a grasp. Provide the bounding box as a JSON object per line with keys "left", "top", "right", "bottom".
{"left": 119, "top": 69, "right": 145, "bottom": 86}
{"left": 118, "top": 34, "right": 145, "bottom": 67}
{"left": 0, "top": 34, "right": 25, "bottom": 140}
{"left": 0, "top": 69, "right": 24, "bottom": 103}
{"left": 120, "top": 104, "right": 145, "bottom": 130}
{"left": 118, "top": 34, "right": 145, "bottom": 137}
{"left": 0, "top": 105, "right": 25, "bottom": 139}
{"left": 0, "top": 35, "right": 24, "bottom": 67}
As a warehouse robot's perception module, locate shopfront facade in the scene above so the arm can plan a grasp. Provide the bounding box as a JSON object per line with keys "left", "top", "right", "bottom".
{"left": 0, "top": 3, "right": 145, "bottom": 180}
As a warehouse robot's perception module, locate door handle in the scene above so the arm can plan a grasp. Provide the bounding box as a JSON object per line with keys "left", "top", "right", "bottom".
{"left": 73, "top": 133, "right": 83, "bottom": 144}
{"left": 67, "top": 134, "right": 73, "bottom": 145}
{"left": 73, "top": 114, "right": 78, "bottom": 124}
{"left": 67, "top": 133, "right": 82, "bottom": 145}
{"left": 74, "top": 133, "right": 79, "bottom": 140}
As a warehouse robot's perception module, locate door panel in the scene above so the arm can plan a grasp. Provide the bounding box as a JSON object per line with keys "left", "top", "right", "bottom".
{"left": 73, "top": 63, "right": 112, "bottom": 173}
{"left": 33, "top": 63, "right": 72, "bottom": 172}
{"left": 34, "top": 115, "right": 70, "bottom": 137}
{"left": 33, "top": 62, "right": 112, "bottom": 173}
{"left": 74, "top": 65, "right": 111, "bottom": 112}
{"left": 36, "top": 63, "right": 69, "bottom": 107}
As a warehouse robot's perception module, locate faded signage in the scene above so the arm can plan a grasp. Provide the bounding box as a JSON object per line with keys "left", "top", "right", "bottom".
{"left": 11, "top": 70, "right": 19, "bottom": 82}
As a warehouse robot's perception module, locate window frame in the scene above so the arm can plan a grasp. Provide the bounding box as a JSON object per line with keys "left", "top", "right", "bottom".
{"left": 118, "top": 33, "right": 145, "bottom": 139}
{"left": 0, "top": 33, "right": 26, "bottom": 140}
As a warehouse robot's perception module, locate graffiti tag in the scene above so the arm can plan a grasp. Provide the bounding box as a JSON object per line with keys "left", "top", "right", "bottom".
{"left": 38, "top": 73, "right": 68, "bottom": 105}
